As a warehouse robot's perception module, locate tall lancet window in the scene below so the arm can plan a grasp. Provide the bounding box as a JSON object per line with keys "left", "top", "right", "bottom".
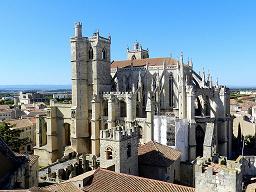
{"left": 102, "top": 48, "right": 106, "bottom": 60}
{"left": 88, "top": 47, "right": 93, "bottom": 60}
{"left": 169, "top": 74, "right": 174, "bottom": 108}
{"left": 106, "top": 147, "right": 113, "bottom": 160}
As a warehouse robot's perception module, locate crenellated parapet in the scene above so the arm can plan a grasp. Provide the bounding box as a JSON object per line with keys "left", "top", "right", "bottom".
{"left": 100, "top": 126, "right": 138, "bottom": 141}
{"left": 195, "top": 155, "right": 242, "bottom": 192}
{"left": 103, "top": 92, "right": 135, "bottom": 100}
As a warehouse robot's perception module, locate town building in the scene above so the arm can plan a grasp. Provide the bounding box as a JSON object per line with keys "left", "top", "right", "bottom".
{"left": 7, "top": 119, "right": 35, "bottom": 153}
{"left": 52, "top": 93, "right": 72, "bottom": 100}
{"left": 18, "top": 92, "right": 49, "bottom": 105}
{"left": 0, "top": 105, "right": 21, "bottom": 121}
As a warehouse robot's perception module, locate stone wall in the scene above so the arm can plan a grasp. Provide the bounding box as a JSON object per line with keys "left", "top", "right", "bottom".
{"left": 195, "top": 156, "right": 242, "bottom": 192}
{"left": 100, "top": 127, "right": 138, "bottom": 176}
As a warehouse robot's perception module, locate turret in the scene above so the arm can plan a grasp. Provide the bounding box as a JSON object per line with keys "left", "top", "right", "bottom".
{"left": 74, "top": 22, "right": 82, "bottom": 38}
{"left": 100, "top": 126, "right": 139, "bottom": 175}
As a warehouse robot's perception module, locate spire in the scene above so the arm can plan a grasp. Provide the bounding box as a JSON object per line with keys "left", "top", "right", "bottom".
{"left": 179, "top": 52, "right": 184, "bottom": 73}
{"left": 74, "top": 22, "right": 82, "bottom": 38}
{"left": 138, "top": 71, "right": 142, "bottom": 87}
{"left": 162, "top": 60, "right": 166, "bottom": 70}
{"left": 146, "top": 92, "right": 152, "bottom": 111}
{"left": 156, "top": 71, "right": 160, "bottom": 86}
{"left": 151, "top": 79, "right": 154, "bottom": 92}
{"left": 202, "top": 68, "right": 206, "bottom": 87}
{"left": 207, "top": 70, "right": 211, "bottom": 82}
{"left": 209, "top": 76, "right": 213, "bottom": 88}
{"left": 132, "top": 83, "right": 136, "bottom": 93}
{"left": 180, "top": 51, "right": 183, "bottom": 64}
{"left": 115, "top": 78, "right": 119, "bottom": 92}
{"left": 189, "top": 58, "right": 193, "bottom": 68}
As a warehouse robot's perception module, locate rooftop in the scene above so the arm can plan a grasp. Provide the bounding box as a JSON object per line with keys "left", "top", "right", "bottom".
{"left": 111, "top": 57, "right": 177, "bottom": 69}
{"left": 0, "top": 105, "right": 10, "bottom": 110}
{"left": 7, "top": 119, "right": 33, "bottom": 129}
{"left": 138, "top": 141, "right": 181, "bottom": 167}
{"left": 84, "top": 168, "right": 194, "bottom": 192}
{"left": 40, "top": 181, "right": 83, "bottom": 192}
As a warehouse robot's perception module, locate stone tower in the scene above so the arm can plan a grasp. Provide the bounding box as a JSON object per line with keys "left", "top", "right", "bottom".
{"left": 70, "top": 22, "right": 90, "bottom": 154}
{"left": 100, "top": 126, "right": 139, "bottom": 176}
{"left": 70, "top": 23, "right": 112, "bottom": 154}
{"left": 127, "top": 42, "right": 149, "bottom": 60}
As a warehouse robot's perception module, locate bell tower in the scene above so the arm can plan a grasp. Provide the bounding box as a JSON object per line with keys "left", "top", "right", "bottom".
{"left": 127, "top": 42, "right": 149, "bottom": 60}
{"left": 70, "top": 22, "right": 90, "bottom": 154}
{"left": 87, "top": 31, "right": 112, "bottom": 94}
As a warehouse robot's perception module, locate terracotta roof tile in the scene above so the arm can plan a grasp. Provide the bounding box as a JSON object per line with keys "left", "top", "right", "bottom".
{"left": 14, "top": 153, "right": 39, "bottom": 166}
{"left": 7, "top": 119, "right": 33, "bottom": 129}
{"left": 111, "top": 57, "right": 177, "bottom": 68}
{"left": 28, "top": 154, "right": 39, "bottom": 166}
{"left": 41, "top": 181, "right": 83, "bottom": 192}
{"left": 63, "top": 169, "right": 95, "bottom": 183}
{"left": 138, "top": 141, "right": 181, "bottom": 167}
{"left": 84, "top": 168, "right": 194, "bottom": 192}
{"left": 0, "top": 105, "right": 10, "bottom": 110}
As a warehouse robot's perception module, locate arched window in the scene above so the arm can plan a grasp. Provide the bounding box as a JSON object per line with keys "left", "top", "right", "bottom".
{"left": 102, "top": 48, "right": 106, "bottom": 60}
{"left": 131, "top": 55, "right": 136, "bottom": 60}
{"left": 103, "top": 100, "right": 108, "bottom": 116}
{"left": 106, "top": 147, "right": 113, "bottom": 160}
{"left": 64, "top": 123, "right": 71, "bottom": 146}
{"left": 40, "top": 122, "right": 47, "bottom": 146}
{"left": 88, "top": 47, "right": 93, "bottom": 60}
{"left": 127, "top": 144, "right": 131, "bottom": 158}
{"left": 120, "top": 100, "right": 127, "bottom": 117}
{"left": 196, "top": 125, "right": 205, "bottom": 157}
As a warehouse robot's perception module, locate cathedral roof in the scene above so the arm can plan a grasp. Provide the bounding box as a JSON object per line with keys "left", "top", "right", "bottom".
{"left": 111, "top": 57, "right": 177, "bottom": 68}
{"left": 84, "top": 168, "right": 195, "bottom": 192}
{"left": 138, "top": 141, "right": 181, "bottom": 167}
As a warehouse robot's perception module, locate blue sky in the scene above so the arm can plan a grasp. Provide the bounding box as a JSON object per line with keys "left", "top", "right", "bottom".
{"left": 0, "top": 0, "right": 255, "bottom": 87}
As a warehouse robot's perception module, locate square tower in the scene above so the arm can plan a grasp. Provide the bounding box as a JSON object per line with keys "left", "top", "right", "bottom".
{"left": 100, "top": 126, "right": 139, "bottom": 176}
{"left": 127, "top": 42, "right": 149, "bottom": 60}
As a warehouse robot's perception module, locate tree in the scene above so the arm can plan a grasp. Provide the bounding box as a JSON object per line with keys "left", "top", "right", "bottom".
{"left": 0, "top": 122, "right": 29, "bottom": 152}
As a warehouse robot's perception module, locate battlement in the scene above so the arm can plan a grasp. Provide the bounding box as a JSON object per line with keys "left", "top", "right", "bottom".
{"left": 89, "top": 31, "right": 111, "bottom": 43}
{"left": 102, "top": 92, "right": 134, "bottom": 98}
{"left": 100, "top": 126, "right": 138, "bottom": 141}
{"left": 195, "top": 155, "right": 242, "bottom": 176}
{"left": 195, "top": 156, "right": 243, "bottom": 192}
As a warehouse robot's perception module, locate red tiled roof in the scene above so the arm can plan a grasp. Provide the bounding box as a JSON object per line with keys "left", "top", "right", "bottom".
{"left": 111, "top": 58, "right": 177, "bottom": 69}
{"left": 84, "top": 168, "right": 195, "bottom": 192}
{"left": 138, "top": 141, "right": 181, "bottom": 167}
{"left": 0, "top": 105, "right": 10, "bottom": 110}
{"left": 28, "top": 154, "right": 39, "bottom": 166}
{"left": 40, "top": 182, "right": 83, "bottom": 192}
{"left": 7, "top": 119, "right": 33, "bottom": 129}
{"left": 14, "top": 153, "right": 39, "bottom": 166}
